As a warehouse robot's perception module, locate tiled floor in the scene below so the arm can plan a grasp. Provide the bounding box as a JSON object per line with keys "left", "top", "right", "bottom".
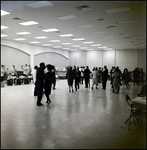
{"left": 1, "top": 79, "right": 146, "bottom": 149}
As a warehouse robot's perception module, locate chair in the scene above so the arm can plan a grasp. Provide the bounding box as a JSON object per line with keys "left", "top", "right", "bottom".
{"left": 124, "top": 95, "right": 146, "bottom": 130}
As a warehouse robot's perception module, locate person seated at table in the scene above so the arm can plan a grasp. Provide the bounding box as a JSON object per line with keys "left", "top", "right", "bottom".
{"left": 137, "top": 82, "right": 146, "bottom": 97}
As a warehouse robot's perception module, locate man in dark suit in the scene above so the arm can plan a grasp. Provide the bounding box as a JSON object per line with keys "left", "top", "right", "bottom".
{"left": 84, "top": 66, "right": 91, "bottom": 88}
{"left": 36, "top": 62, "right": 46, "bottom": 106}
{"left": 102, "top": 65, "right": 108, "bottom": 89}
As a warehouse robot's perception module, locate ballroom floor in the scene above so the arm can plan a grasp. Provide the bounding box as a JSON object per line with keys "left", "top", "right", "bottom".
{"left": 1, "top": 79, "right": 146, "bottom": 149}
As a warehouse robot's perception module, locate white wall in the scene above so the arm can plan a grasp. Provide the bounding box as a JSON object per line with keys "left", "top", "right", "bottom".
{"left": 1, "top": 39, "right": 146, "bottom": 72}
{"left": 1, "top": 39, "right": 70, "bottom": 71}
{"left": 115, "top": 49, "right": 138, "bottom": 71}
{"left": 34, "top": 52, "right": 68, "bottom": 71}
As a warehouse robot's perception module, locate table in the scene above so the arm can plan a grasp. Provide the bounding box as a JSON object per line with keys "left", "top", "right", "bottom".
{"left": 132, "top": 97, "right": 146, "bottom": 110}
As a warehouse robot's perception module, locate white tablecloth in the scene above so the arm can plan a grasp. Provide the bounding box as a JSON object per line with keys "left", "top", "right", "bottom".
{"left": 132, "top": 97, "right": 146, "bottom": 105}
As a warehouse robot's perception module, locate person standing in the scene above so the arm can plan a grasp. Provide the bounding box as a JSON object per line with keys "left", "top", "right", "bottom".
{"left": 52, "top": 65, "right": 56, "bottom": 90}
{"left": 122, "top": 68, "right": 130, "bottom": 89}
{"left": 75, "top": 66, "right": 81, "bottom": 91}
{"left": 1, "top": 65, "right": 6, "bottom": 82}
{"left": 44, "top": 64, "right": 53, "bottom": 103}
{"left": 102, "top": 65, "right": 108, "bottom": 89}
{"left": 84, "top": 66, "right": 91, "bottom": 88}
{"left": 36, "top": 62, "right": 46, "bottom": 106}
{"left": 66, "top": 66, "right": 74, "bottom": 92}
{"left": 32, "top": 66, "right": 38, "bottom": 96}
{"left": 112, "top": 67, "right": 122, "bottom": 93}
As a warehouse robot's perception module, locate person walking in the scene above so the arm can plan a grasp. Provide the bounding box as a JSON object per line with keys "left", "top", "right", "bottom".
{"left": 36, "top": 62, "right": 46, "bottom": 106}
{"left": 102, "top": 65, "right": 108, "bottom": 89}
{"left": 91, "top": 67, "right": 98, "bottom": 90}
{"left": 44, "top": 64, "right": 53, "bottom": 104}
{"left": 122, "top": 68, "right": 130, "bottom": 89}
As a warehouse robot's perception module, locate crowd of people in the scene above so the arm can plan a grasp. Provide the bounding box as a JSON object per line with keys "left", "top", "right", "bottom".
{"left": 1, "top": 63, "right": 146, "bottom": 106}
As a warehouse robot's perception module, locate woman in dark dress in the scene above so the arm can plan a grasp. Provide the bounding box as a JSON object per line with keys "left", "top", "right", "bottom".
{"left": 66, "top": 66, "right": 74, "bottom": 92}
{"left": 44, "top": 64, "right": 53, "bottom": 103}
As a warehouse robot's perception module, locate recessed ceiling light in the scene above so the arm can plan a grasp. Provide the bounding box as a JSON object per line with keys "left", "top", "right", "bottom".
{"left": 26, "top": 1, "right": 54, "bottom": 8}
{"left": 53, "top": 46, "right": 62, "bottom": 48}
{"left": 42, "top": 28, "right": 59, "bottom": 32}
{"left": 50, "top": 40, "right": 60, "bottom": 42}
{"left": 1, "top": 25, "right": 9, "bottom": 29}
{"left": 61, "top": 43, "right": 71, "bottom": 45}
{"left": 102, "top": 7, "right": 131, "bottom": 14}
{"left": 14, "top": 38, "right": 26, "bottom": 41}
{"left": 1, "top": 34, "right": 8, "bottom": 37}
{"left": 16, "top": 32, "right": 31, "bottom": 35}
{"left": 30, "top": 41, "right": 40, "bottom": 43}
{"left": 56, "top": 15, "right": 77, "bottom": 20}
{"left": 42, "top": 44, "right": 52, "bottom": 46}
{"left": 98, "top": 46, "right": 108, "bottom": 48}
{"left": 72, "top": 38, "right": 85, "bottom": 41}
{"left": 91, "top": 44, "right": 101, "bottom": 46}
{"left": 1, "top": 10, "right": 10, "bottom": 16}
{"left": 59, "top": 34, "right": 74, "bottom": 37}
{"left": 83, "top": 41, "right": 94, "bottom": 44}
{"left": 19, "top": 21, "right": 38, "bottom": 26}
{"left": 35, "top": 36, "right": 48, "bottom": 39}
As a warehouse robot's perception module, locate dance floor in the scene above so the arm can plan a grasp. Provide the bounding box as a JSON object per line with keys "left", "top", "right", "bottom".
{"left": 1, "top": 79, "right": 146, "bottom": 149}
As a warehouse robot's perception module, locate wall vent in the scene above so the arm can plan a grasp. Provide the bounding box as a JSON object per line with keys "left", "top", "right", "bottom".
{"left": 13, "top": 17, "right": 22, "bottom": 21}
{"left": 76, "top": 5, "right": 92, "bottom": 11}
{"left": 97, "top": 18, "right": 104, "bottom": 21}
{"left": 106, "top": 26, "right": 116, "bottom": 29}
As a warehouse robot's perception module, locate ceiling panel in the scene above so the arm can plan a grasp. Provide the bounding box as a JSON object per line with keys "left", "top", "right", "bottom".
{"left": 1, "top": 1, "right": 146, "bottom": 51}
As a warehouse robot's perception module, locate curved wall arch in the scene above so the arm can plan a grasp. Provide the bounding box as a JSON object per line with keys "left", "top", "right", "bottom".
{"left": 1, "top": 45, "right": 30, "bottom": 70}
{"left": 34, "top": 52, "right": 69, "bottom": 71}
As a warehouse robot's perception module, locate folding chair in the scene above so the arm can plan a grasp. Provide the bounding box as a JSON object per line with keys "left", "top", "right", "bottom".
{"left": 124, "top": 95, "right": 146, "bottom": 130}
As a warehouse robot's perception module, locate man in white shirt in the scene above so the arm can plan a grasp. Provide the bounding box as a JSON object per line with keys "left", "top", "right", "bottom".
{"left": 31, "top": 66, "right": 38, "bottom": 96}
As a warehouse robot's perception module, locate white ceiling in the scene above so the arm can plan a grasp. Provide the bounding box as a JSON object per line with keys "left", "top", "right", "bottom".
{"left": 1, "top": 1, "right": 146, "bottom": 51}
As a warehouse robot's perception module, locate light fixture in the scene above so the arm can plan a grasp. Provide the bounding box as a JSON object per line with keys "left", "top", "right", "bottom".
{"left": 72, "top": 38, "right": 85, "bottom": 41}
{"left": 1, "top": 25, "right": 9, "bottom": 29}
{"left": 1, "top": 34, "right": 8, "bottom": 37}
{"left": 42, "top": 44, "right": 52, "bottom": 46}
{"left": 42, "top": 28, "right": 59, "bottom": 32}
{"left": 50, "top": 40, "right": 60, "bottom": 42}
{"left": 30, "top": 41, "right": 40, "bottom": 43}
{"left": 19, "top": 21, "right": 38, "bottom": 26}
{"left": 91, "top": 44, "right": 101, "bottom": 46}
{"left": 83, "top": 41, "right": 94, "bottom": 44}
{"left": 1, "top": 10, "right": 10, "bottom": 16}
{"left": 59, "top": 34, "right": 73, "bottom": 37}
{"left": 98, "top": 46, "right": 108, "bottom": 48}
{"left": 16, "top": 32, "right": 31, "bottom": 35}
{"left": 35, "top": 36, "right": 48, "bottom": 39}
{"left": 61, "top": 43, "right": 71, "bottom": 45}
{"left": 14, "top": 38, "right": 26, "bottom": 41}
